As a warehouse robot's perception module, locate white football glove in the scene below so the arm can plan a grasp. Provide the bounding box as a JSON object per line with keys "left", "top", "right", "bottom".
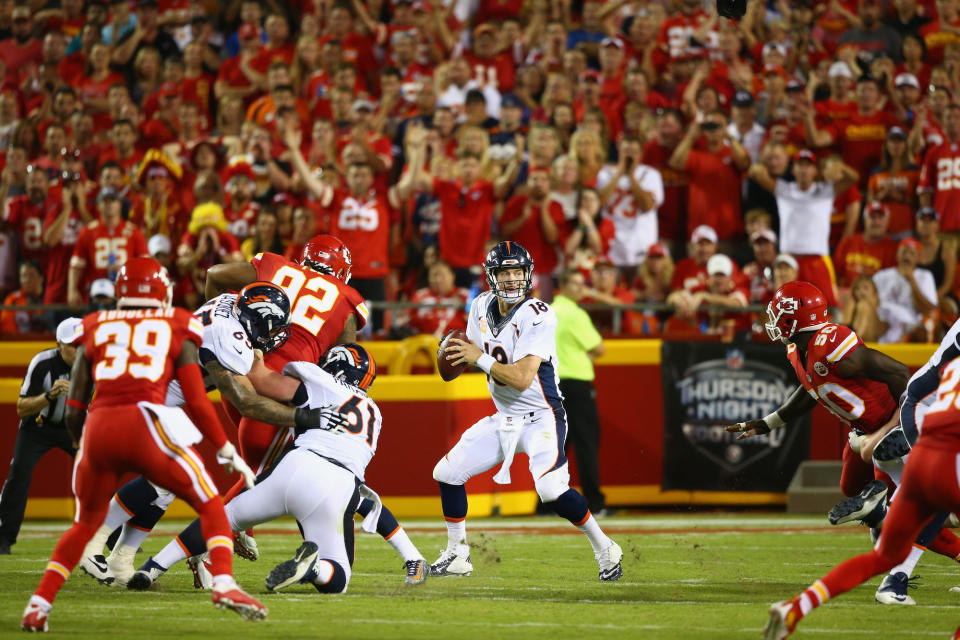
{"left": 217, "top": 442, "right": 255, "bottom": 489}
{"left": 848, "top": 429, "right": 867, "bottom": 455}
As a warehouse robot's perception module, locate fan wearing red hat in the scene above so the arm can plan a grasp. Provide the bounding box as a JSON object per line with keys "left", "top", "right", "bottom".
{"left": 222, "top": 161, "right": 261, "bottom": 241}
{"left": 871, "top": 237, "right": 938, "bottom": 341}
{"left": 748, "top": 151, "right": 860, "bottom": 307}
{"left": 833, "top": 200, "right": 898, "bottom": 287}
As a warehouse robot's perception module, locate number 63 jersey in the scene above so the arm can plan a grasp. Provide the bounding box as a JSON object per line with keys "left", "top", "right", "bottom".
{"left": 282, "top": 361, "right": 382, "bottom": 481}
{"left": 467, "top": 291, "right": 564, "bottom": 416}
{"left": 252, "top": 252, "right": 368, "bottom": 368}
{"left": 786, "top": 323, "right": 897, "bottom": 434}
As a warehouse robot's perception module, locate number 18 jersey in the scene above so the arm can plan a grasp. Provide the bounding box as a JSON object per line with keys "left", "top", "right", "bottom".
{"left": 786, "top": 323, "right": 897, "bottom": 434}
{"left": 252, "top": 252, "right": 369, "bottom": 368}
{"left": 76, "top": 307, "right": 203, "bottom": 410}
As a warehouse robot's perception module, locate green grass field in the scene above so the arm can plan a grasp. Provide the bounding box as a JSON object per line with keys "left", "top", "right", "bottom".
{"left": 1, "top": 514, "right": 958, "bottom": 639}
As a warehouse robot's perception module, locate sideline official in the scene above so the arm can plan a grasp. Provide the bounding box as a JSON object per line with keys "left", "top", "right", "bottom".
{"left": 0, "top": 317, "right": 82, "bottom": 553}
{"left": 554, "top": 269, "right": 607, "bottom": 514}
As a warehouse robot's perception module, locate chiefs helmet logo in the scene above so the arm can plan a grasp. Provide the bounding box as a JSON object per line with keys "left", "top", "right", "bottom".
{"left": 776, "top": 296, "right": 799, "bottom": 315}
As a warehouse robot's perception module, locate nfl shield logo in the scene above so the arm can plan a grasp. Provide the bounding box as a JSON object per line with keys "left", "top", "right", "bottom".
{"left": 726, "top": 349, "right": 745, "bottom": 370}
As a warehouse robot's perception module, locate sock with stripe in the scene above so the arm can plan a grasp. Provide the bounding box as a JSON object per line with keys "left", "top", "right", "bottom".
{"left": 196, "top": 499, "right": 232, "bottom": 578}
{"left": 797, "top": 580, "right": 830, "bottom": 615}
{"left": 153, "top": 519, "right": 204, "bottom": 570}
{"left": 548, "top": 489, "right": 611, "bottom": 554}
{"left": 439, "top": 482, "right": 468, "bottom": 550}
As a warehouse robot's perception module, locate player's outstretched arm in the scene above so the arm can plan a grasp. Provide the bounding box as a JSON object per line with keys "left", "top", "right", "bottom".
{"left": 64, "top": 346, "right": 92, "bottom": 447}
{"left": 243, "top": 354, "right": 339, "bottom": 430}
{"left": 207, "top": 359, "right": 299, "bottom": 428}
{"left": 725, "top": 385, "right": 817, "bottom": 440}
{"left": 204, "top": 262, "right": 258, "bottom": 300}
{"left": 335, "top": 314, "right": 358, "bottom": 346}
{"left": 834, "top": 345, "right": 910, "bottom": 402}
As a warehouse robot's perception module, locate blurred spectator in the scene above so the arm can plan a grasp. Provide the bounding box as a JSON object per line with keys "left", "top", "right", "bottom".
{"left": 129, "top": 150, "right": 187, "bottom": 242}
{"left": 840, "top": 274, "right": 888, "bottom": 342}
{"left": 67, "top": 187, "right": 148, "bottom": 308}
{"left": 42, "top": 172, "right": 92, "bottom": 306}
{"left": 554, "top": 268, "right": 606, "bottom": 514}
{"left": 667, "top": 254, "right": 749, "bottom": 336}
{"left": 919, "top": 104, "right": 960, "bottom": 239}
{"left": 500, "top": 168, "right": 567, "bottom": 298}
{"left": 406, "top": 261, "right": 468, "bottom": 338}
{"left": 176, "top": 203, "right": 243, "bottom": 309}
{"left": 283, "top": 206, "right": 317, "bottom": 262}
{"left": 0, "top": 6, "right": 43, "bottom": 86}
{"left": 728, "top": 91, "right": 766, "bottom": 163}
{"left": 1, "top": 261, "right": 47, "bottom": 336}
{"left": 88, "top": 279, "right": 116, "bottom": 310}
{"left": 811, "top": 62, "right": 857, "bottom": 124}
{"left": 772, "top": 253, "right": 800, "bottom": 289}
{"left": 3, "top": 166, "right": 56, "bottom": 273}
{"left": 742, "top": 229, "right": 778, "bottom": 304}
{"left": 223, "top": 162, "right": 260, "bottom": 241}
{"left": 564, "top": 187, "right": 615, "bottom": 265}
{"left": 584, "top": 258, "right": 639, "bottom": 334}
{"left": 837, "top": 0, "right": 902, "bottom": 61}
{"left": 241, "top": 208, "right": 286, "bottom": 261}
{"left": 867, "top": 127, "right": 919, "bottom": 239}
{"left": 596, "top": 137, "right": 664, "bottom": 273}
{"left": 914, "top": 206, "right": 957, "bottom": 304}
{"left": 642, "top": 108, "right": 687, "bottom": 251}
{"left": 749, "top": 150, "right": 859, "bottom": 307}
{"left": 671, "top": 225, "right": 719, "bottom": 293}
{"left": 669, "top": 109, "right": 750, "bottom": 247}
{"left": 833, "top": 200, "right": 898, "bottom": 287}
{"left": 549, "top": 154, "right": 580, "bottom": 222}
{"left": 147, "top": 233, "right": 187, "bottom": 307}
{"left": 873, "top": 237, "right": 938, "bottom": 342}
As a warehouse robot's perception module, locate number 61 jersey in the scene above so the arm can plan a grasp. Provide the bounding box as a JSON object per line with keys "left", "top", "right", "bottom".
{"left": 252, "top": 252, "right": 368, "bottom": 367}
{"left": 467, "top": 291, "right": 564, "bottom": 415}
{"left": 786, "top": 323, "right": 897, "bottom": 434}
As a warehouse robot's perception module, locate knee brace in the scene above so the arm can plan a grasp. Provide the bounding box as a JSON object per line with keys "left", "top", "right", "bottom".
{"left": 432, "top": 456, "right": 467, "bottom": 486}
{"left": 534, "top": 467, "right": 571, "bottom": 503}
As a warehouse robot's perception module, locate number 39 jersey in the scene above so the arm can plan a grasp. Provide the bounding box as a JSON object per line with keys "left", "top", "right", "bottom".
{"left": 252, "top": 252, "right": 369, "bottom": 368}
{"left": 786, "top": 323, "right": 897, "bottom": 433}
{"left": 76, "top": 307, "right": 203, "bottom": 410}
{"left": 282, "top": 361, "right": 382, "bottom": 480}
{"left": 165, "top": 294, "right": 253, "bottom": 406}
{"left": 467, "top": 292, "right": 565, "bottom": 416}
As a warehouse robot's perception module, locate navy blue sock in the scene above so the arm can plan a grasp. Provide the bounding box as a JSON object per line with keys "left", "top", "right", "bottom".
{"left": 356, "top": 498, "right": 373, "bottom": 517}
{"left": 177, "top": 518, "right": 207, "bottom": 558}
{"left": 310, "top": 560, "right": 348, "bottom": 593}
{"left": 916, "top": 511, "right": 951, "bottom": 547}
{"left": 438, "top": 482, "right": 468, "bottom": 520}
{"left": 375, "top": 504, "right": 401, "bottom": 539}
{"left": 547, "top": 489, "right": 590, "bottom": 525}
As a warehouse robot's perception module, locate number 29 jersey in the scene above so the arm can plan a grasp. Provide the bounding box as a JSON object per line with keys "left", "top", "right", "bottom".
{"left": 76, "top": 307, "right": 203, "bottom": 410}
{"left": 252, "top": 252, "right": 369, "bottom": 368}
{"left": 786, "top": 323, "right": 897, "bottom": 434}
{"left": 467, "top": 292, "right": 565, "bottom": 416}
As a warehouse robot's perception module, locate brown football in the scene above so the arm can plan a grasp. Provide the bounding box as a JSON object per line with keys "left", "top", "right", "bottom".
{"left": 437, "top": 329, "right": 469, "bottom": 381}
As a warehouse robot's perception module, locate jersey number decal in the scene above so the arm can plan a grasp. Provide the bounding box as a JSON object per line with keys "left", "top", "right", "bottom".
{"left": 272, "top": 266, "right": 341, "bottom": 336}
{"left": 816, "top": 382, "right": 866, "bottom": 422}
{"left": 937, "top": 157, "right": 960, "bottom": 191}
{"left": 813, "top": 325, "right": 838, "bottom": 347}
{"left": 338, "top": 200, "right": 379, "bottom": 231}
{"left": 927, "top": 359, "right": 960, "bottom": 415}
{"left": 22, "top": 218, "right": 42, "bottom": 251}
{"left": 483, "top": 342, "right": 509, "bottom": 386}
{"left": 93, "top": 237, "right": 128, "bottom": 269}
{"left": 93, "top": 320, "right": 173, "bottom": 383}
{"left": 338, "top": 396, "right": 376, "bottom": 446}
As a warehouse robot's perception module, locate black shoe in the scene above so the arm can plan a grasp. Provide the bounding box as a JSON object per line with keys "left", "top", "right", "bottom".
{"left": 828, "top": 480, "right": 888, "bottom": 526}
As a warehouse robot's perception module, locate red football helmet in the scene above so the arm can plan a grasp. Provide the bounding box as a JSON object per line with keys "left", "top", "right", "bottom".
{"left": 299, "top": 234, "right": 352, "bottom": 283}
{"left": 115, "top": 257, "right": 173, "bottom": 308}
{"left": 765, "top": 281, "right": 830, "bottom": 343}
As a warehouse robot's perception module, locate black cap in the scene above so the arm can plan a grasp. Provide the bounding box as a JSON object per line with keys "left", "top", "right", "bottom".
{"left": 501, "top": 93, "right": 523, "bottom": 109}
{"left": 732, "top": 90, "right": 754, "bottom": 107}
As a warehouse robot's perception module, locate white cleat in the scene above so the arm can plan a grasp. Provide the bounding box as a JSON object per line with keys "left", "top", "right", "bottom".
{"left": 105, "top": 545, "right": 137, "bottom": 586}
{"left": 79, "top": 554, "right": 116, "bottom": 586}
{"left": 597, "top": 541, "right": 623, "bottom": 581}
{"left": 187, "top": 552, "right": 214, "bottom": 590}
{"left": 763, "top": 599, "right": 802, "bottom": 640}
{"left": 875, "top": 572, "right": 918, "bottom": 605}
{"left": 430, "top": 544, "right": 473, "bottom": 576}
{"left": 233, "top": 531, "right": 259, "bottom": 561}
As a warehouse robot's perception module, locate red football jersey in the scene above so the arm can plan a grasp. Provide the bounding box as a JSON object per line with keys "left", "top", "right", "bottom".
{"left": 5, "top": 194, "right": 57, "bottom": 269}
{"left": 919, "top": 140, "right": 960, "bottom": 232}
{"left": 71, "top": 220, "right": 149, "bottom": 292}
{"left": 916, "top": 356, "right": 960, "bottom": 447}
{"left": 251, "top": 252, "right": 369, "bottom": 369}
{"left": 326, "top": 190, "right": 395, "bottom": 279}
{"left": 786, "top": 324, "right": 897, "bottom": 433}
{"left": 77, "top": 307, "right": 203, "bottom": 410}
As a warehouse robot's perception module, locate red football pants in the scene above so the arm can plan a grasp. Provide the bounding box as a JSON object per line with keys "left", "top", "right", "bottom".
{"left": 794, "top": 254, "right": 839, "bottom": 308}
{"left": 33, "top": 405, "right": 233, "bottom": 605}
{"left": 819, "top": 442, "right": 960, "bottom": 599}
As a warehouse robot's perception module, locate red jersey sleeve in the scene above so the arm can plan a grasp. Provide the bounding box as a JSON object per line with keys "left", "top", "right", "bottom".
{"left": 344, "top": 283, "right": 369, "bottom": 330}
{"left": 72, "top": 226, "right": 92, "bottom": 266}
{"left": 130, "top": 227, "right": 149, "bottom": 257}
{"left": 918, "top": 145, "right": 938, "bottom": 193}
{"left": 808, "top": 324, "right": 863, "bottom": 370}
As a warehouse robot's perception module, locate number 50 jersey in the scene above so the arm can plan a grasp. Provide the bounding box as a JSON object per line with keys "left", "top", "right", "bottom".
{"left": 252, "top": 252, "right": 368, "bottom": 368}
{"left": 786, "top": 323, "right": 897, "bottom": 434}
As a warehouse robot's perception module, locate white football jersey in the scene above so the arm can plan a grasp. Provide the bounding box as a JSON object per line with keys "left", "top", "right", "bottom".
{"left": 165, "top": 294, "right": 254, "bottom": 406}
{"left": 282, "top": 361, "right": 382, "bottom": 480}
{"left": 467, "top": 291, "right": 564, "bottom": 415}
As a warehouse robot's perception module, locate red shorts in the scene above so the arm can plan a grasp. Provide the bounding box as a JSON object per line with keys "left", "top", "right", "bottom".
{"left": 794, "top": 254, "right": 839, "bottom": 308}
{"left": 73, "top": 404, "right": 219, "bottom": 526}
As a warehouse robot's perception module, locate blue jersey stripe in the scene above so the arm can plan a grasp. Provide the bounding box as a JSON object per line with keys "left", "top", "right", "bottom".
{"left": 537, "top": 359, "right": 567, "bottom": 473}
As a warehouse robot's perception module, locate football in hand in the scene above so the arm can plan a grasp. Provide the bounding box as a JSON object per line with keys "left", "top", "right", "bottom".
{"left": 437, "top": 330, "right": 469, "bottom": 381}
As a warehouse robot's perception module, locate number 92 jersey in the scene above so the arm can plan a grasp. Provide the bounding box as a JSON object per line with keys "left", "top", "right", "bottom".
{"left": 786, "top": 323, "right": 897, "bottom": 434}
{"left": 165, "top": 294, "right": 254, "bottom": 407}
{"left": 76, "top": 307, "right": 203, "bottom": 410}
{"left": 252, "top": 252, "right": 368, "bottom": 368}
{"left": 467, "top": 291, "right": 564, "bottom": 415}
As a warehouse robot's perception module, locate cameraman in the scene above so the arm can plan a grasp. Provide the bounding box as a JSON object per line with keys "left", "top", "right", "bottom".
{"left": 42, "top": 168, "right": 92, "bottom": 310}
{"left": 0, "top": 318, "right": 82, "bottom": 554}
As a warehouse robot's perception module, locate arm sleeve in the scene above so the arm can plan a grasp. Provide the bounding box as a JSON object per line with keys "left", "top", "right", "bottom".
{"left": 574, "top": 309, "right": 602, "bottom": 352}
{"left": 176, "top": 362, "right": 228, "bottom": 449}
{"left": 642, "top": 167, "right": 665, "bottom": 209}
{"left": 19, "top": 351, "right": 46, "bottom": 397}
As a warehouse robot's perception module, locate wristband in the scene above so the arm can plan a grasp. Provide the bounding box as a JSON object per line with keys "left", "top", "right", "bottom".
{"left": 65, "top": 398, "right": 87, "bottom": 410}
{"left": 476, "top": 353, "right": 496, "bottom": 374}
{"left": 45, "top": 390, "right": 54, "bottom": 403}
{"left": 763, "top": 411, "right": 786, "bottom": 429}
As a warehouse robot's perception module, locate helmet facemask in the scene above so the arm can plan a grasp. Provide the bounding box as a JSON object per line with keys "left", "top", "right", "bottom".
{"left": 487, "top": 265, "right": 531, "bottom": 302}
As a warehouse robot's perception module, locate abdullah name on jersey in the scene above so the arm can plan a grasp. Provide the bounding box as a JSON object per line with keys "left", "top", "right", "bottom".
{"left": 467, "top": 291, "right": 564, "bottom": 416}
{"left": 786, "top": 323, "right": 898, "bottom": 434}
{"left": 281, "top": 361, "right": 381, "bottom": 481}
{"left": 165, "top": 293, "right": 253, "bottom": 406}
{"left": 251, "top": 251, "right": 368, "bottom": 368}
{"left": 75, "top": 307, "right": 204, "bottom": 409}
